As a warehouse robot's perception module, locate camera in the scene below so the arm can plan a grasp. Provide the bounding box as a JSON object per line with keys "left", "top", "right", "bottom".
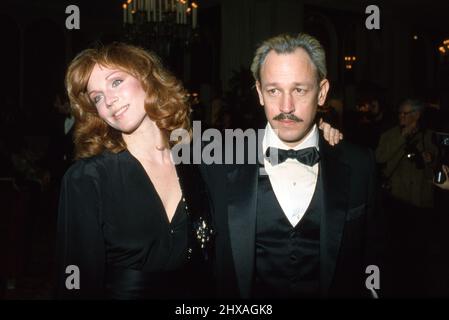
{"left": 434, "top": 131, "right": 449, "bottom": 147}
{"left": 433, "top": 132, "right": 449, "bottom": 184}
{"left": 404, "top": 139, "right": 424, "bottom": 169}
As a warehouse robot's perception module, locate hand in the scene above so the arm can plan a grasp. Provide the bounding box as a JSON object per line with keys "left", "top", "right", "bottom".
{"left": 319, "top": 118, "right": 343, "bottom": 146}
{"left": 401, "top": 125, "right": 417, "bottom": 138}
{"left": 434, "top": 165, "right": 449, "bottom": 191}
{"left": 422, "top": 151, "right": 433, "bottom": 164}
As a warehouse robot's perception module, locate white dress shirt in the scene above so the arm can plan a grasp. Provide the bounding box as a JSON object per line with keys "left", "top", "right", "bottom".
{"left": 262, "top": 123, "right": 320, "bottom": 227}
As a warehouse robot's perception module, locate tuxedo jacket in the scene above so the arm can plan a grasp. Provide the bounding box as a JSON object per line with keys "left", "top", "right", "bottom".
{"left": 201, "top": 133, "right": 384, "bottom": 298}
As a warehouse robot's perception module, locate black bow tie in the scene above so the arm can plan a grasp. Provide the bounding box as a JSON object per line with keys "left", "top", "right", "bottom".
{"left": 266, "top": 146, "right": 320, "bottom": 166}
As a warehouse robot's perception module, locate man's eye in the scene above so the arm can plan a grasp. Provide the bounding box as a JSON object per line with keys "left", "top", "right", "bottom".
{"left": 268, "top": 88, "right": 278, "bottom": 95}
{"left": 112, "top": 79, "right": 123, "bottom": 87}
{"left": 295, "top": 88, "right": 306, "bottom": 94}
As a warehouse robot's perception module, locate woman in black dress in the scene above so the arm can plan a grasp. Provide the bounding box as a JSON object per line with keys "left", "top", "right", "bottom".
{"left": 56, "top": 43, "right": 214, "bottom": 299}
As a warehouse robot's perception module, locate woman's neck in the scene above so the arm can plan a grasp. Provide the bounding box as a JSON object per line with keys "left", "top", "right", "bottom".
{"left": 122, "top": 117, "right": 172, "bottom": 164}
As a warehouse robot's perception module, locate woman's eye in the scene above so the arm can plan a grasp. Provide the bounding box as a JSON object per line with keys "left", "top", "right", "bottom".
{"left": 93, "top": 95, "right": 103, "bottom": 104}
{"left": 112, "top": 79, "right": 123, "bottom": 87}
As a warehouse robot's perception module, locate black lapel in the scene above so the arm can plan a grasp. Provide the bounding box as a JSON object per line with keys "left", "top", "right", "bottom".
{"left": 318, "top": 135, "right": 350, "bottom": 297}
{"left": 226, "top": 139, "right": 263, "bottom": 298}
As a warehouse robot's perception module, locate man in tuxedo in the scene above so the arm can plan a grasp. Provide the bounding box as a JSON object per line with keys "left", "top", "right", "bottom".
{"left": 203, "top": 33, "right": 383, "bottom": 299}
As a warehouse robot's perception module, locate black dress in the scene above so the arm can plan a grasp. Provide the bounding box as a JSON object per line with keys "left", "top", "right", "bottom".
{"left": 56, "top": 149, "right": 215, "bottom": 299}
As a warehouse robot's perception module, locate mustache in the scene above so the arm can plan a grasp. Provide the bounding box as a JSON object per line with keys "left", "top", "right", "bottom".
{"left": 273, "top": 113, "right": 302, "bottom": 122}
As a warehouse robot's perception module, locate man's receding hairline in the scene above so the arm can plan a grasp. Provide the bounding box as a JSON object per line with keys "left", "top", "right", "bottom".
{"left": 259, "top": 47, "right": 320, "bottom": 83}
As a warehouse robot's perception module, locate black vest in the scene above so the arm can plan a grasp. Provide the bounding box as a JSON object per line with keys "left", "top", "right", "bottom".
{"left": 253, "top": 168, "right": 322, "bottom": 298}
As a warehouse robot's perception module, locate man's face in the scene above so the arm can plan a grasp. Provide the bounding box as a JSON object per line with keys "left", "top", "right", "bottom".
{"left": 398, "top": 103, "right": 419, "bottom": 128}
{"left": 256, "top": 48, "right": 329, "bottom": 147}
{"left": 357, "top": 102, "right": 370, "bottom": 113}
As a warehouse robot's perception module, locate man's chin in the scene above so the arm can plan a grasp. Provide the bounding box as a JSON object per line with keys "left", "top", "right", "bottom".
{"left": 274, "top": 125, "right": 315, "bottom": 146}
{"left": 277, "top": 132, "right": 306, "bottom": 146}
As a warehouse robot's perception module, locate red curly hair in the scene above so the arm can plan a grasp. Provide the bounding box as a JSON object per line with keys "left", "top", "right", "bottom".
{"left": 65, "top": 42, "right": 191, "bottom": 159}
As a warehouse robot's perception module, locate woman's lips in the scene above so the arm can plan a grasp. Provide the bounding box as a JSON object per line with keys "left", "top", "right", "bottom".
{"left": 113, "top": 104, "right": 129, "bottom": 119}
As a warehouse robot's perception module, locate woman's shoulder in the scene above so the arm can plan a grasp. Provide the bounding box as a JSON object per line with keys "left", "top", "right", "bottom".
{"left": 63, "top": 151, "right": 119, "bottom": 183}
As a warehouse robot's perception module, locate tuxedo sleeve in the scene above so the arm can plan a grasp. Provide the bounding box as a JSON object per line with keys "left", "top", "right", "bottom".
{"left": 56, "top": 161, "right": 106, "bottom": 299}
{"left": 199, "top": 162, "right": 240, "bottom": 298}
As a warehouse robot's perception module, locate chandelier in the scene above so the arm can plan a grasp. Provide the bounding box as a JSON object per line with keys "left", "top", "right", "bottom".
{"left": 121, "top": 0, "right": 199, "bottom": 59}
{"left": 438, "top": 39, "right": 449, "bottom": 57}
{"left": 344, "top": 55, "right": 356, "bottom": 70}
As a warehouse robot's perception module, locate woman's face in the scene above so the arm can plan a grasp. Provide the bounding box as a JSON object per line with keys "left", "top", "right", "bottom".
{"left": 87, "top": 63, "right": 148, "bottom": 133}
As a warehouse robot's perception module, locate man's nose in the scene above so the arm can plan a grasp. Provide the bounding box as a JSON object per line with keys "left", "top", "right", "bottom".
{"left": 279, "top": 93, "right": 294, "bottom": 113}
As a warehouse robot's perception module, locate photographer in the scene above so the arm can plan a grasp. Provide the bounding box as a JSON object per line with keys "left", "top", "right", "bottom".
{"left": 376, "top": 99, "right": 437, "bottom": 208}
{"left": 375, "top": 99, "right": 438, "bottom": 296}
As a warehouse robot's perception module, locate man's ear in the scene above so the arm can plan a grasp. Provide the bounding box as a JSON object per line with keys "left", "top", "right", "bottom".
{"left": 317, "top": 79, "right": 330, "bottom": 106}
{"left": 255, "top": 81, "right": 264, "bottom": 106}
